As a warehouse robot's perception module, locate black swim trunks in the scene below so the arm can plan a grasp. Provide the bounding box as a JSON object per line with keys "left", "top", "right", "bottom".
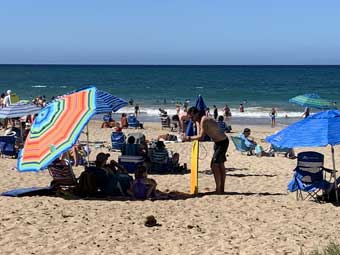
{"left": 212, "top": 138, "right": 229, "bottom": 164}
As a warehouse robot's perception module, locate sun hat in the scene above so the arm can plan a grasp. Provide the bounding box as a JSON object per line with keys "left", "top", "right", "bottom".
{"left": 7, "top": 90, "right": 11, "bottom": 94}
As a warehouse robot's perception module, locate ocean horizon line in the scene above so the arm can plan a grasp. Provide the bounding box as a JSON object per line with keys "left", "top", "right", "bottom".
{"left": 1, "top": 64, "right": 340, "bottom": 67}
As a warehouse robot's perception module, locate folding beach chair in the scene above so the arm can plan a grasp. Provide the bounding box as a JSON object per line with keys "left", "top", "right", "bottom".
{"left": 150, "top": 148, "right": 173, "bottom": 173}
{"left": 270, "top": 144, "right": 293, "bottom": 157}
{"left": 111, "top": 131, "right": 126, "bottom": 151}
{"left": 126, "top": 132, "right": 146, "bottom": 144}
{"left": 160, "top": 115, "right": 171, "bottom": 129}
{"left": 128, "top": 115, "right": 139, "bottom": 128}
{"left": 287, "top": 151, "right": 335, "bottom": 202}
{"left": 230, "top": 136, "right": 253, "bottom": 155}
{"left": 48, "top": 159, "right": 78, "bottom": 190}
{"left": 118, "top": 155, "right": 144, "bottom": 173}
{"left": 0, "top": 135, "right": 17, "bottom": 157}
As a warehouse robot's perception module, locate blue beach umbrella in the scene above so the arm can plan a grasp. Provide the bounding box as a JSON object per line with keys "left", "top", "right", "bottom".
{"left": 195, "top": 95, "right": 208, "bottom": 112}
{"left": 186, "top": 95, "right": 208, "bottom": 136}
{"left": 266, "top": 110, "right": 340, "bottom": 201}
{"left": 289, "top": 93, "right": 335, "bottom": 110}
{"left": 0, "top": 102, "right": 42, "bottom": 119}
{"left": 95, "top": 89, "right": 128, "bottom": 113}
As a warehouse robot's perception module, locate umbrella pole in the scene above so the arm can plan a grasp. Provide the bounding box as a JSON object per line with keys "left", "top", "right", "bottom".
{"left": 331, "top": 146, "right": 338, "bottom": 203}
{"left": 86, "top": 125, "right": 90, "bottom": 167}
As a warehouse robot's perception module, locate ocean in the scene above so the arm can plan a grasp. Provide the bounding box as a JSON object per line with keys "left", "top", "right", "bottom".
{"left": 1, "top": 65, "right": 340, "bottom": 125}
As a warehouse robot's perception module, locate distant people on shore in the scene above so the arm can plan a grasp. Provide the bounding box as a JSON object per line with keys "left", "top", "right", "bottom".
{"left": 239, "top": 103, "right": 244, "bottom": 113}
{"left": 176, "top": 104, "right": 180, "bottom": 115}
{"left": 134, "top": 104, "right": 140, "bottom": 117}
{"left": 301, "top": 106, "right": 310, "bottom": 118}
{"left": 223, "top": 104, "right": 232, "bottom": 119}
{"left": 121, "top": 113, "right": 128, "bottom": 128}
{"left": 269, "top": 107, "right": 277, "bottom": 128}
{"left": 213, "top": 105, "right": 218, "bottom": 120}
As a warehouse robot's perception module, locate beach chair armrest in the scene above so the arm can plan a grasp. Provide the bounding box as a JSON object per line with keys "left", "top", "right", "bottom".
{"left": 323, "top": 167, "right": 336, "bottom": 173}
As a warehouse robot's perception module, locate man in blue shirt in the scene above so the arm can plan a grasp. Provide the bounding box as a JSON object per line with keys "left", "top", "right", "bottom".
{"left": 239, "top": 128, "right": 257, "bottom": 151}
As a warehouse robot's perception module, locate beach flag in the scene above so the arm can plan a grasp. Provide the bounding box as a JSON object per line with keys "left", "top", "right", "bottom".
{"left": 190, "top": 140, "right": 199, "bottom": 195}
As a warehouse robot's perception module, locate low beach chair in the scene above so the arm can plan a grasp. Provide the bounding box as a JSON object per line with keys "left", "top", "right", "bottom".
{"left": 150, "top": 148, "right": 173, "bottom": 173}
{"left": 111, "top": 131, "right": 126, "bottom": 151}
{"left": 270, "top": 144, "right": 293, "bottom": 157}
{"left": 287, "top": 151, "right": 335, "bottom": 202}
{"left": 48, "top": 159, "right": 78, "bottom": 189}
{"left": 230, "top": 136, "right": 253, "bottom": 155}
{"left": 0, "top": 135, "right": 17, "bottom": 157}
{"left": 160, "top": 115, "right": 171, "bottom": 129}
{"left": 128, "top": 115, "right": 139, "bottom": 128}
{"left": 118, "top": 155, "right": 144, "bottom": 173}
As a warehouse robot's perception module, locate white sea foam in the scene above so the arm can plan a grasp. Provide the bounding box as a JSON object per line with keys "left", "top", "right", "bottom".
{"left": 114, "top": 106, "right": 302, "bottom": 118}
{"left": 32, "top": 85, "right": 47, "bottom": 88}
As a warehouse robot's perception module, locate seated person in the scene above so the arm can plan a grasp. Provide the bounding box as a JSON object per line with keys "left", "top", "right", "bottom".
{"left": 64, "top": 142, "right": 88, "bottom": 166}
{"left": 122, "top": 136, "right": 142, "bottom": 156}
{"left": 86, "top": 153, "right": 131, "bottom": 196}
{"left": 217, "top": 115, "right": 230, "bottom": 133}
{"left": 121, "top": 113, "right": 128, "bottom": 129}
{"left": 158, "top": 133, "right": 178, "bottom": 142}
{"left": 130, "top": 165, "right": 157, "bottom": 199}
{"left": 239, "top": 128, "right": 257, "bottom": 152}
{"left": 101, "top": 115, "right": 115, "bottom": 128}
{"left": 113, "top": 122, "right": 122, "bottom": 132}
{"left": 151, "top": 141, "right": 179, "bottom": 166}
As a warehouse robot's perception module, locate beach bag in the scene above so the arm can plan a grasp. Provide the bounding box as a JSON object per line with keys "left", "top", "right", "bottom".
{"left": 76, "top": 171, "right": 98, "bottom": 197}
{"left": 255, "top": 145, "right": 264, "bottom": 156}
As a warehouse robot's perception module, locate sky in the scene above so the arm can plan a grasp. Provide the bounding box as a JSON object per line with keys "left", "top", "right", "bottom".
{"left": 0, "top": 0, "right": 340, "bottom": 65}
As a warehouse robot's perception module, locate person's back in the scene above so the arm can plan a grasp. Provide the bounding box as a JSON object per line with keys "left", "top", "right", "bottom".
{"left": 201, "top": 117, "right": 226, "bottom": 143}
{"left": 122, "top": 143, "right": 140, "bottom": 156}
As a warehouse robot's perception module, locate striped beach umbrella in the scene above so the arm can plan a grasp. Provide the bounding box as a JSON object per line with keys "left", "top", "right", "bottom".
{"left": 95, "top": 89, "right": 128, "bottom": 113}
{"left": 17, "top": 87, "right": 96, "bottom": 172}
{"left": 289, "top": 93, "right": 335, "bottom": 110}
{"left": 0, "top": 102, "right": 41, "bottom": 119}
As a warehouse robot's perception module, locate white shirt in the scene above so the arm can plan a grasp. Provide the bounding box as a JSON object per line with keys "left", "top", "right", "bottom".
{"left": 4, "top": 94, "right": 11, "bottom": 107}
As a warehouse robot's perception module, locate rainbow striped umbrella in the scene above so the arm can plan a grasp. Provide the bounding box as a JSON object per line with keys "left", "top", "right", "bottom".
{"left": 17, "top": 87, "right": 96, "bottom": 172}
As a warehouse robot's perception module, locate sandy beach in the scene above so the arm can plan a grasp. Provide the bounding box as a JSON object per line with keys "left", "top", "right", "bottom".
{"left": 1, "top": 121, "right": 340, "bottom": 255}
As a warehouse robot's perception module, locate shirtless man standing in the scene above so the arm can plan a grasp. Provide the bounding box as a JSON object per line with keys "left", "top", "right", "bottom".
{"left": 184, "top": 106, "right": 229, "bottom": 194}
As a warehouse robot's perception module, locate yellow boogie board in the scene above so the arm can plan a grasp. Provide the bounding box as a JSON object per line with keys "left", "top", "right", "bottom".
{"left": 190, "top": 140, "right": 199, "bottom": 195}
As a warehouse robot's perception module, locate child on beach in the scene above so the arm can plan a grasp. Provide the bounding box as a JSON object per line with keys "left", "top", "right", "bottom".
{"left": 131, "top": 166, "right": 157, "bottom": 199}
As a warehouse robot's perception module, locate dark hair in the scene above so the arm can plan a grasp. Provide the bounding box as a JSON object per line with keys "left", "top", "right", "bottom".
{"left": 135, "top": 165, "right": 147, "bottom": 179}
{"left": 127, "top": 136, "right": 135, "bottom": 144}
{"left": 218, "top": 115, "right": 224, "bottom": 122}
{"left": 243, "top": 128, "right": 251, "bottom": 133}
{"left": 188, "top": 106, "right": 205, "bottom": 117}
{"left": 187, "top": 106, "right": 198, "bottom": 115}
{"left": 121, "top": 113, "right": 126, "bottom": 117}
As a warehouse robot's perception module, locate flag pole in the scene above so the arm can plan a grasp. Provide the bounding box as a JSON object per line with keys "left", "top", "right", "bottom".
{"left": 331, "top": 146, "right": 338, "bottom": 203}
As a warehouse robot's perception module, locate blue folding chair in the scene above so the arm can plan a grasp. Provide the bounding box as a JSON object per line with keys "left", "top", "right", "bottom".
{"left": 288, "top": 151, "right": 334, "bottom": 202}
{"left": 111, "top": 131, "right": 126, "bottom": 151}
{"left": 270, "top": 144, "right": 293, "bottom": 157}
{"left": 230, "top": 136, "right": 254, "bottom": 155}
{"left": 118, "top": 155, "right": 144, "bottom": 173}
{"left": 0, "top": 136, "right": 17, "bottom": 157}
{"left": 128, "top": 115, "right": 139, "bottom": 128}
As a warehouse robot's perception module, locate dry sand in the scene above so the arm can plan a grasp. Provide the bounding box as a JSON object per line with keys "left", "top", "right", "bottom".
{"left": 0, "top": 121, "right": 340, "bottom": 255}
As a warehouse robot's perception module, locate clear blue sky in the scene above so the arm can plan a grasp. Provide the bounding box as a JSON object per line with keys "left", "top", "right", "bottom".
{"left": 1, "top": 0, "right": 340, "bottom": 64}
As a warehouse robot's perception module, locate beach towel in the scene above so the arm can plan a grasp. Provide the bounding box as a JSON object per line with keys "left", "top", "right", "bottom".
{"left": 1, "top": 187, "right": 54, "bottom": 197}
